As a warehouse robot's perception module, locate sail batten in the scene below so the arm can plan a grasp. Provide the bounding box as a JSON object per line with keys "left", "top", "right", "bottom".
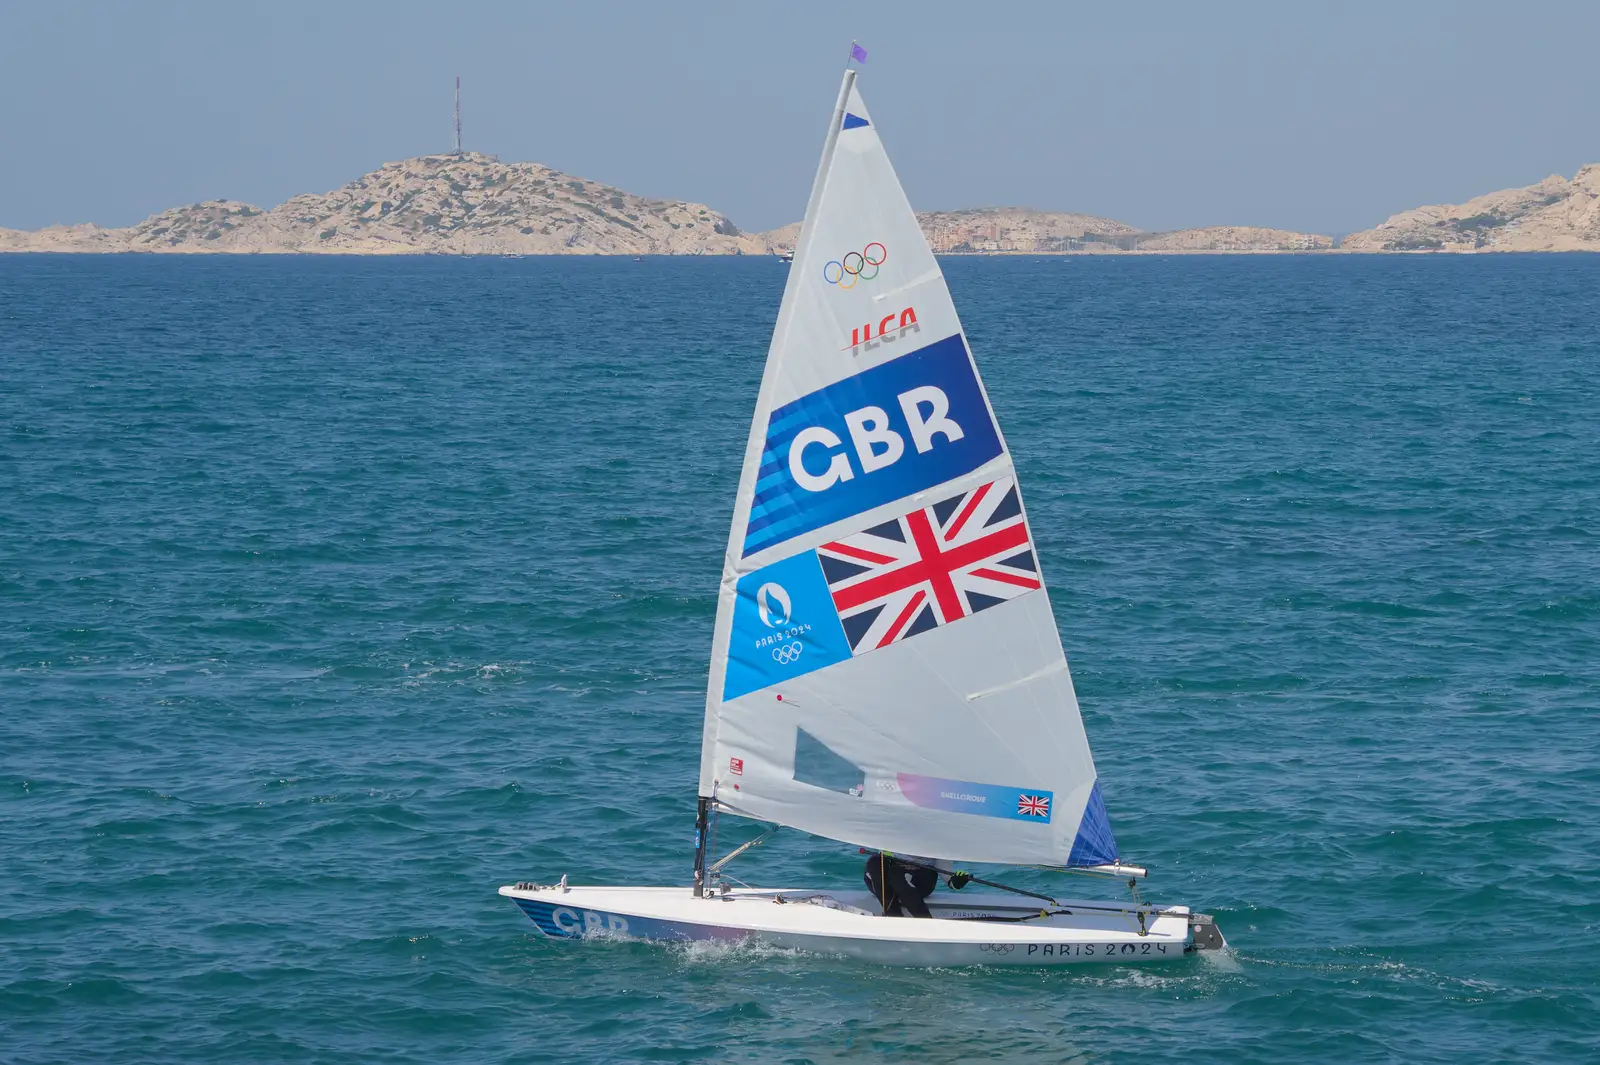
{"left": 699, "top": 71, "right": 1115, "bottom": 868}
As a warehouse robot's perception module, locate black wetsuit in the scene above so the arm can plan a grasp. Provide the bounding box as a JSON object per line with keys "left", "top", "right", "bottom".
{"left": 863, "top": 852, "right": 938, "bottom": 917}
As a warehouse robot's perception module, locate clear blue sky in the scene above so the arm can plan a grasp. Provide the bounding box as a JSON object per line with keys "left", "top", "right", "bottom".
{"left": 2, "top": 0, "right": 1597, "bottom": 235}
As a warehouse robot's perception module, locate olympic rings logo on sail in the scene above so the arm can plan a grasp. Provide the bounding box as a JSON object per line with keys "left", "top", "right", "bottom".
{"left": 822, "top": 243, "right": 887, "bottom": 288}
{"left": 771, "top": 642, "right": 804, "bottom": 665}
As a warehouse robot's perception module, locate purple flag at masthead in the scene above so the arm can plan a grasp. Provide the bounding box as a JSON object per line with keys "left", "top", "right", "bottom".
{"left": 850, "top": 43, "right": 868, "bottom": 63}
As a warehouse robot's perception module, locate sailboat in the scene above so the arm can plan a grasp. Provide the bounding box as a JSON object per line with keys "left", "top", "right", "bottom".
{"left": 500, "top": 65, "right": 1226, "bottom": 966}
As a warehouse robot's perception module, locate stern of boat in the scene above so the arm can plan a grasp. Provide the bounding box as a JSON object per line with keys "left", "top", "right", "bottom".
{"left": 1187, "top": 911, "right": 1227, "bottom": 951}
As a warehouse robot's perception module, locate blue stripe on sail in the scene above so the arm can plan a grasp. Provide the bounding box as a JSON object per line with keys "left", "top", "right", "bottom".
{"left": 751, "top": 467, "right": 789, "bottom": 498}
{"left": 745, "top": 509, "right": 808, "bottom": 547}
{"left": 1067, "top": 781, "right": 1119, "bottom": 867}
{"left": 746, "top": 494, "right": 793, "bottom": 526}
{"left": 767, "top": 407, "right": 814, "bottom": 436}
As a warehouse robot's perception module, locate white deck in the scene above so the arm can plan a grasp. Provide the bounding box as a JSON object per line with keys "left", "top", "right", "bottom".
{"left": 500, "top": 883, "right": 1215, "bottom": 966}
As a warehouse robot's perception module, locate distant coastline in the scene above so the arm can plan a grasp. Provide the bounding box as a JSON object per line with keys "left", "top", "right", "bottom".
{"left": 3, "top": 155, "right": 1597, "bottom": 255}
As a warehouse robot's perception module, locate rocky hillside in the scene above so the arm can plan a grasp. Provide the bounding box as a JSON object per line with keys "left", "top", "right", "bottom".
{"left": 919, "top": 208, "right": 1139, "bottom": 252}
{"left": 8, "top": 153, "right": 1599, "bottom": 255}
{"left": 757, "top": 208, "right": 1138, "bottom": 255}
{"left": 0, "top": 153, "right": 769, "bottom": 255}
{"left": 1129, "top": 226, "right": 1331, "bottom": 252}
{"left": 761, "top": 211, "right": 1328, "bottom": 254}
{"left": 1340, "top": 165, "right": 1600, "bottom": 252}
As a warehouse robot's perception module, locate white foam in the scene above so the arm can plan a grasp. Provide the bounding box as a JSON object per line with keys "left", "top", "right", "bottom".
{"left": 666, "top": 935, "right": 825, "bottom": 966}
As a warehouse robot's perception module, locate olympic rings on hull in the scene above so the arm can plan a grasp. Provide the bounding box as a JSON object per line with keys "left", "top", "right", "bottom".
{"left": 822, "top": 242, "right": 888, "bottom": 288}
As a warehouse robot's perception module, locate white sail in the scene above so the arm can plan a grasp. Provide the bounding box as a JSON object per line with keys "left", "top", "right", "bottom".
{"left": 697, "top": 71, "right": 1117, "bottom": 868}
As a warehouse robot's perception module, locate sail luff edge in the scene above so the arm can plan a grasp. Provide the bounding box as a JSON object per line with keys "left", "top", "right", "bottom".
{"left": 696, "top": 69, "right": 858, "bottom": 799}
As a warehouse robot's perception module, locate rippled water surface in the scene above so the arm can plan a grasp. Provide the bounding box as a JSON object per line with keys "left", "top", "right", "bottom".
{"left": 3, "top": 254, "right": 1598, "bottom": 1063}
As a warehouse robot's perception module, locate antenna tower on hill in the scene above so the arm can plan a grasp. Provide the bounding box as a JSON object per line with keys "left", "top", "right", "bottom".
{"left": 453, "top": 76, "right": 462, "bottom": 155}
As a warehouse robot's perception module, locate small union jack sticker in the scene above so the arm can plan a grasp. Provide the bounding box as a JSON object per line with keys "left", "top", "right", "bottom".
{"left": 1017, "top": 794, "right": 1050, "bottom": 818}
{"left": 729, "top": 757, "right": 744, "bottom": 776}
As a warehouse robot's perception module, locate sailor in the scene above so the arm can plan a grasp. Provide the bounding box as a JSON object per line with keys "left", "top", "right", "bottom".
{"left": 863, "top": 851, "right": 971, "bottom": 917}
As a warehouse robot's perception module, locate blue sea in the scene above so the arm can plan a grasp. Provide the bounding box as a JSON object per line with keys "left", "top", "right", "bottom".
{"left": 3, "top": 253, "right": 1597, "bottom": 1063}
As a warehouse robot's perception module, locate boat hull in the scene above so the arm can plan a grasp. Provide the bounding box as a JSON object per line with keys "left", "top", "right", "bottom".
{"left": 499, "top": 883, "right": 1217, "bottom": 967}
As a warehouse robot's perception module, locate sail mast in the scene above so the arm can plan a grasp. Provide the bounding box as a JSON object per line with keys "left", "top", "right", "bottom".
{"left": 694, "top": 68, "right": 857, "bottom": 895}
{"left": 695, "top": 67, "right": 855, "bottom": 796}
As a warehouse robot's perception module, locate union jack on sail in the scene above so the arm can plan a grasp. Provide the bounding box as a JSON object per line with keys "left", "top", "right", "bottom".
{"left": 1017, "top": 794, "right": 1050, "bottom": 818}
{"left": 817, "top": 476, "right": 1042, "bottom": 654}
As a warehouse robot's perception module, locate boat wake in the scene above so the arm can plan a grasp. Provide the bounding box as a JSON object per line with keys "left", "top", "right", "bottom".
{"left": 668, "top": 936, "right": 826, "bottom": 966}
{"left": 1197, "top": 945, "right": 1244, "bottom": 972}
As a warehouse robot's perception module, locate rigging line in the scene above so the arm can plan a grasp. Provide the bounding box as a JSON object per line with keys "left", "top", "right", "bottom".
{"left": 902, "top": 863, "right": 1175, "bottom": 921}
{"left": 943, "top": 900, "right": 1188, "bottom": 923}
{"left": 879, "top": 851, "right": 888, "bottom": 915}
{"left": 709, "top": 825, "right": 779, "bottom": 875}
{"left": 895, "top": 857, "right": 1060, "bottom": 906}
{"left": 706, "top": 796, "right": 798, "bottom": 829}
{"left": 950, "top": 909, "right": 1074, "bottom": 923}
{"left": 907, "top": 856, "right": 1170, "bottom": 916}
{"left": 1035, "top": 899, "right": 1189, "bottom": 920}
{"left": 705, "top": 796, "right": 757, "bottom": 818}
{"left": 960, "top": 874, "right": 1060, "bottom": 906}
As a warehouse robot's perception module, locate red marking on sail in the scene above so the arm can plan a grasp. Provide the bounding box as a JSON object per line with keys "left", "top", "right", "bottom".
{"left": 943, "top": 481, "right": 992, "bottom": 542}
{"left": 878, "top": 589, "right": 928, "bottom": 648}
{"left": 968, "top": 567, "right": 1041, "bottom": 590}
{"left": 822, "top": 540, "right": 897, "bottom": 565}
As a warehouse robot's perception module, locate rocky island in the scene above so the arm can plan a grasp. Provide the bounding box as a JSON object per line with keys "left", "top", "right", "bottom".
{"left": 1338, "top": 164, "right": 1600, "bottom": 252}
{"left": 3, "top": 154, "right": 1598, "bottom": 255}
{"left": 0, "top": 153, "right": 766, "bottom": 256}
